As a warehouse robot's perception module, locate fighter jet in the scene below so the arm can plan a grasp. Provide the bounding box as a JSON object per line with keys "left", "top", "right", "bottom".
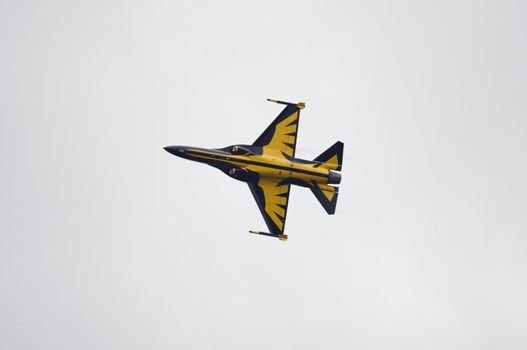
{"left": 164, "top": 99, "right": 343, "bottom": 241}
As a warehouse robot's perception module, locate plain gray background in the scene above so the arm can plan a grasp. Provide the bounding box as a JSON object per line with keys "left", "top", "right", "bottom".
{"left": 1, "top": 1, "right": 526, "bottom": 349}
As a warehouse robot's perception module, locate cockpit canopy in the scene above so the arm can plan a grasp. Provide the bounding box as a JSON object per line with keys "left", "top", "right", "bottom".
{"left": 216, "top": 144, "right": 261, "bottom": 156}
{"left": 230, "top": 145, "right": 253, "bottom": 155}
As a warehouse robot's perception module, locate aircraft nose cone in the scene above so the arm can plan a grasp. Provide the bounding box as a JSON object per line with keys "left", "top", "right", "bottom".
{"left": 164, "top": 146, "right": 186, "bottom": 157}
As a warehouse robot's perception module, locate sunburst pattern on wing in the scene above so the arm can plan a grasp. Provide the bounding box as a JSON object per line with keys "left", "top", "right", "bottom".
{"left": 264, "top": 111, "right": 298, "bottom": 157}
{"left": 253, "top": 104, "right": 300, "bottom": 158}
{"left": 248, "top": 178, "right": 291, "bottom": 235}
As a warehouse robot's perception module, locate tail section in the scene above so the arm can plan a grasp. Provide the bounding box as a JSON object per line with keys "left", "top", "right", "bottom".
{"left": 310, "top": 183, "right": 339, "bottom": 215}
{"left": 313, "top": 141, "right": 344, "bottom": 171}
{"left": 311, "top": 141, "right": 343, "bottom": 214}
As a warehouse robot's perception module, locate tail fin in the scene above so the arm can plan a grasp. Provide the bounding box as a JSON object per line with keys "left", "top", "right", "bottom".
{"left": 313, "top": 141, "right": 344, "bottom": 171}
{"left": 310, "top": 183, "right": 339, "bottom": 215}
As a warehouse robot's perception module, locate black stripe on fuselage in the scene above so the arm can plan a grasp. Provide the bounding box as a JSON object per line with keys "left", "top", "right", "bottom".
{"left": 186, "top": 149, "right": 328, "bottom": 179}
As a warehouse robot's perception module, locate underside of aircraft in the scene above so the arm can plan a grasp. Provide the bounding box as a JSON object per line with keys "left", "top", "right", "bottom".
{"left": 164, "top": 99, "right": 344, "bottom": 241}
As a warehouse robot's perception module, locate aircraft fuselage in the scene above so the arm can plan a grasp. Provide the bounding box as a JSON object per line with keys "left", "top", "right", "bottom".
{"left": 164, "top": 145, "right": 341, "bottom": 186}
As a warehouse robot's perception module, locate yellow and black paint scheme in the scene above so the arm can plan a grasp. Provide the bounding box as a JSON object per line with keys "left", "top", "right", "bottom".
{"left": 164, "top": 99, "right": 343, "bottom": 241}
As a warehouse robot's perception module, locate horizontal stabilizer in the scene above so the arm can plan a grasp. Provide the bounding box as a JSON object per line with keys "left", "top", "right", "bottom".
{"left": 313, "top": 141, "right": 344, "bottom": 171}
{"left": 310, "top": 183, "right": 339, "bottom": 215}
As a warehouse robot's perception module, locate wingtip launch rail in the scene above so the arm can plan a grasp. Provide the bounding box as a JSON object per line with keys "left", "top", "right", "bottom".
{"left": 267, "top": 98, "right": 305, "bottom": 109}
{"left": 250, "top": 230, "right": 288, "bottom": 241}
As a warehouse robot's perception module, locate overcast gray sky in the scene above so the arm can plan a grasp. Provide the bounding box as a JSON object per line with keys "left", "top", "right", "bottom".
{"left": 1, "top": 1, "right": 526, "bottom": 349}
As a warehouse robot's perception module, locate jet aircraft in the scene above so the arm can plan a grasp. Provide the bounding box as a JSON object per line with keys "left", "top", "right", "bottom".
{"left": 164, "top": 99, "right": 343, "bottom": 241}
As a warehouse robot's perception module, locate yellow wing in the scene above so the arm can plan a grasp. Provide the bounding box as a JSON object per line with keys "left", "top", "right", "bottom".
{"left": 248, "top": 178, "right": 291, "bottom": 236}
{"left": 253, "top": 102, "right": 302, "bottom": 158}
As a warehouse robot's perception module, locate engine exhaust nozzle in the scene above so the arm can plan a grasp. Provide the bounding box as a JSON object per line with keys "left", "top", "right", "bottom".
{"left": 328, "top": 170, "right": 341, "bottom": 184}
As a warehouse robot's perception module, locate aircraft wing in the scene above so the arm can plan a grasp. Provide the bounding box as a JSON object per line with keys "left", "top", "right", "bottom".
{"left": 253, "top": 100, "right": 302, "bottom": 158}
{"left": 248, "top": 178, "right": 291, "bottom": 240}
